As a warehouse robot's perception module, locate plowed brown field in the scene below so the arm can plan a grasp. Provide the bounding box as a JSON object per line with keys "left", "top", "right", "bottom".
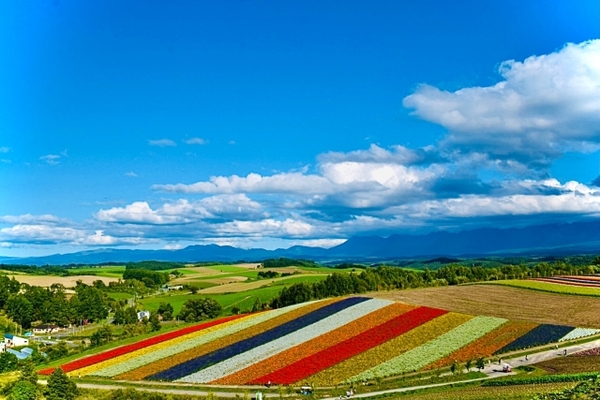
{"left": 370, "top": 284, "right": 600, "bottom": 328}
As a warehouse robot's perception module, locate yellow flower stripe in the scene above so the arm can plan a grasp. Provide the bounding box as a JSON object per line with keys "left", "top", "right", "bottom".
{"left": 306, "top": 312, "right": 472, "bottom": 386}
{"left": 117, "top": 297, "right": 341, "bottom": 380}
{"left": 212, "top": 302, "right": 416, "bottom": 385}
{"left": 69, "top": 314, "right": 259, "bottom": 377}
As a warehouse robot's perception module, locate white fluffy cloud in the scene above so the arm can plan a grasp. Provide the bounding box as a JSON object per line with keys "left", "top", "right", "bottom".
{"left": 185, "top": 137, "right": 207, "bottom": 145}
{"left": 403, "top": 40, "right": 600, "bottom": 165}
{"left": 95, "top": 195, "right": 265, "bottom": 225}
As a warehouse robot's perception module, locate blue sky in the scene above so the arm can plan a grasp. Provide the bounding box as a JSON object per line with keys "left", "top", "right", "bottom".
{"left": 1, "top": 0, "right": 599, "bottom": 257}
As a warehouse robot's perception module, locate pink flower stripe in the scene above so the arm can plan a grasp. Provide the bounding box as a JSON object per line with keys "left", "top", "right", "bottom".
{"left": 38, "top": 314, "right": 245, "bottom": 375}
{"left": 251, "top": 306, "right": 447, "bottom": 385}
{"left": 212, "top": 302, "right": 416, "bottom": 385}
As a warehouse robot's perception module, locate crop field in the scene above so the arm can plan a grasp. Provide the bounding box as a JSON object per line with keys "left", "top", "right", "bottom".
{"left": 534, "top": 355, "right": 600, "bottom": 374}
{"left": 5, "top": 274, "right": 118, "bottom": 287}
{"left": 369, "top": 284, "right": 600, "bottom": 328}
{"left": 40, "top": 296, "right": 599, "bottom": 386}
{"left": 397, "top": 382, "right": 577, "bottom": 399}
{"left": 486, "top": 279, "right": 600, "bottom": 296}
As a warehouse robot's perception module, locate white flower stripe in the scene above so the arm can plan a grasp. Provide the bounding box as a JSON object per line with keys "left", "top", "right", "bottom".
{"left": 176, "top": 298, "right": 394, "bottom": 383}
{"left": 559, "top": 327, "right": 600, "bottom": 342}
{"left": 93, "top": 300, "right": 318, "bottom": 377}
{"left": 350, "top": 315, "right": 508, "bottom": 381}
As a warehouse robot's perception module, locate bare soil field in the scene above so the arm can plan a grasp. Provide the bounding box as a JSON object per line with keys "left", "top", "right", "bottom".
{"left": 203, "top": 276, "right": 249, "bottom": 285}
{"left": 6, "top": 274, "right": 118, "bottom": 287}
{"left": 369, "top": 284, "right": 600, "bottom": 328}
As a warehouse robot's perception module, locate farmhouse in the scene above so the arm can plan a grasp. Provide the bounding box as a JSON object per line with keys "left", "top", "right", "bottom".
{"left": 137, "top": 310, "right": 151, "bottom": 321}
{"left": 4, "top": 334, "right": 29, "bottom": 347}
{"left": 33, "top": 324, "right": 60, "bottom": 335}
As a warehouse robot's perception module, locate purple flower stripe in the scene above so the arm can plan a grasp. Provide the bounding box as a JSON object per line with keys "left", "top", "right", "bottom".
{"left": 497, "top": 324, "right": 574, "bottom": 354}
{"left": 147, "top": 296, "right": 370, "bottom": 381}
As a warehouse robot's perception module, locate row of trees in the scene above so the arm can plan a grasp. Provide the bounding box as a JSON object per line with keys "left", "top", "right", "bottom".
{"left": 0, "top": 277, "right": 109, "bottom": 328}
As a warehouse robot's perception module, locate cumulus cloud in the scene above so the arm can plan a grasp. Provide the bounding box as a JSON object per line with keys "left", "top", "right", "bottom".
{"left": 95, "top": 202, "right": 191, "bottom": 225}
{"left": 403, "top": 40, "right": 600, "bottom": 167}
{"left": 185, "top": 137, "right": 207, "bottom": 145}
{"left": 95, "top": 195, "right": 265, "bottom": 225}
{"left": 0, "top": 147, "right": 11, "bottom": 153}
{"left": 125, "top": 171, "right": 138, "bottom": 178}
{"left": 149, "top": 139, "right": 176, "bottom": 147}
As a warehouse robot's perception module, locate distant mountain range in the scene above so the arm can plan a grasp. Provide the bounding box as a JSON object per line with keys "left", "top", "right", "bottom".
{"left": 1, "top": 220, "right": 598, "bottom": 265}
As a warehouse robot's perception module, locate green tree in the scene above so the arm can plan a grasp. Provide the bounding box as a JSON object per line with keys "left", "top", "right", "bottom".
{"left": 45, "top": 368, "right": 78, "bottom": 400}
{"left": 476, "top": 357, "right": 485, "bottom": 371}
{"left": 178, "top": 298, "right": 222, "bottom": 322}
{"left": 157, "top": 302, "right": 174, "bottom": 321}
{"left": 450, "top": 361, "right": 457, "bottom": 374}
{"left": 19, "top": 360, "right": 38, "bottom": 386}
{"left": 149, "top": 311, "right": 161, "bottom": 332}
{"left": 7, "top": 381, "right": 38, "bottom": 400}
{"left": 465, "top": 359, "right": 472, "bottom": 372}
{"left": 0, "top": 350, "right": 19, "bottom": 373}
{"left": 6, "top": 295, "right": 34, "bottom": 328}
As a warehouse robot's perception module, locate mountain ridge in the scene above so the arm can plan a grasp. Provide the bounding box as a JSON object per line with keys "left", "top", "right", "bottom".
{"left": 1, "top": 220, "right": 598, "bottom": 265}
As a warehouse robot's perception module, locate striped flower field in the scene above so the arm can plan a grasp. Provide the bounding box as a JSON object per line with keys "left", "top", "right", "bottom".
{"left": 40, "top": 296, "right": 600, "bottom": 385}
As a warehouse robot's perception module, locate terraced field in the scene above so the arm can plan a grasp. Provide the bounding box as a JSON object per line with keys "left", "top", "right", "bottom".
{"left": 40, "top": 296, "right": 599, "bottom": 386}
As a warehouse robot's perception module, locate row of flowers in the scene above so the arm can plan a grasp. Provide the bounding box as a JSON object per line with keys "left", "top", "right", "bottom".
{"left": 351, "top": 315, "right": 507, "bottom": 381}
{"left": 85, "top": 313, "right": 261, "bottom": 378}
{"left": 426, "top": 320, "right": 538, "bottom": 370}
{"left": 95, "top": 300, "right": 316, "bottom": 378}
{"left": 176, "top": 298, "right": 394, "bottom": 383}
{"left": 496, "top": 324, "right": 574, "bottom": 353}
{"left": 251, "top": 306, "right": 449, "bottom": 385}
{"left": 114, "top": 299, "right": 338, "bottom": 380}
{"left": 558, "top": 328, "right": 600, "bottom": 342}
{"left": 213, "top": 302, "right": 416, "bottom": 385}
{"left": 304, "top": 311, "right": 471, "bottom": 386}
{"left": 148, "top": 297, "right": 371, "bottom": 381}
{"left": 39, "top": 314, "right": 244, "bottom": 376}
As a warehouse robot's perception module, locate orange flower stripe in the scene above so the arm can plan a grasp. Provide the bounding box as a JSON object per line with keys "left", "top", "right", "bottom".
{"left": 116, "top": 297, "right": 340, "bottom": 380}
{"left": 425, "top": 320, "right": 538, "bottom": 370}
{"left": 212, "top": 302, "right": 416, "bottom": 385}
{"left": 306, "top": 312, "right": 472, "bottom": 386}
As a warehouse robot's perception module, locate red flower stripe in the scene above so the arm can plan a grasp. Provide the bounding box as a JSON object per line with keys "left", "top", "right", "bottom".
{"left": 212, "top": 302, "right": 415, "bottom": 385}
{"left": 38, "top": 314, "right": 245, "bottom": 375}
{"left": 251, "top": 306, "right": 447, "bottom": 385}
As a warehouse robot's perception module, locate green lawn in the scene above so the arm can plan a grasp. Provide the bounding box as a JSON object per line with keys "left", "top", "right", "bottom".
{"left": 138, "top": 285, "right": 286, "bottom": 314}
{"left": 68, "top": 266, "right": 125, "bottom": 278}
{"left": 485, "top": 279, "right": 600, "bottom": 296}
{"left": 105, "top": 292, "right": 134, "bottom": 301}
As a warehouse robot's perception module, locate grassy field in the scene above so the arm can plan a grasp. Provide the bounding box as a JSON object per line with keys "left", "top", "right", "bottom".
{"left": 67, "top": 266, "right": 126, "bottom": 278}
{"left": 485, "top": 279, "right": 600, "bottom": 297}
{"left": 370, "top": 284, "right": 600, "bottom": 328}
{"left": 5, "top": 274, "right": 118, "bottom": 287}
{"left": 138, "top": 284, "right": 284, "bottom": 314}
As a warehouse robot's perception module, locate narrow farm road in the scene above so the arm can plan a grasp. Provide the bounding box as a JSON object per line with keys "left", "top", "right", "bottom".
{"left": 501, "top": 337, "right": 600, "bottom": 369}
